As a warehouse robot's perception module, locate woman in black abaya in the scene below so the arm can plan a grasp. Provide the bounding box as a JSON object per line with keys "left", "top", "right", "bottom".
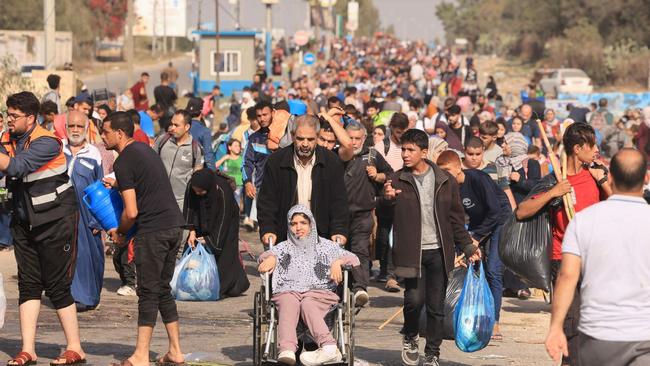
{"left": 183, "top": 169, "right": 250, "bottom": 298}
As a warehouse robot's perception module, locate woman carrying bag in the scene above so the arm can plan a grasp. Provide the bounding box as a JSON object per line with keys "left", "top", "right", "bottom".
{"left": 183, "top": 169, "right": 250, "bottom": 298}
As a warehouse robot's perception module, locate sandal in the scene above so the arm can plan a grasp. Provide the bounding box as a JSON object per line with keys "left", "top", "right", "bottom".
{"left": 491, "top": 332, "right": 504, "bottom": 341}
{"left": 109, "top": 360, "right": 133, "bottom": 366}
{"left": 154, "top": 354, "right": 185, "bottom": 366}
{"left": 7, "top": 352, "right": 37, "bottom": 366}
{"left": 517, "top": 289, "right": 531, "bottom": 300}
{"left": 49, "top": 351, "right": 86, "bottom": 366}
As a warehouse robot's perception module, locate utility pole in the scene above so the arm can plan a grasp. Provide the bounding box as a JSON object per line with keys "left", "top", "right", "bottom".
{"left": 126, "top": 0, "right": 135, "bottom": 87}
{"left": 265, "top": 2, "right": 273, "bottom": 79}
{"left": 163, "top": 0, "right": 168, "bottom": 54}
{"left": 152, "top": 0, "right": 158, "bottom": 55}
{"left": 43, "top": 0, "right": 55, "bottom": 69}
{"left": 235, "top": 0, "right": 241, "bottom": 30}
{"left": 215, "top": 0, "right": 220, "bottom": 84}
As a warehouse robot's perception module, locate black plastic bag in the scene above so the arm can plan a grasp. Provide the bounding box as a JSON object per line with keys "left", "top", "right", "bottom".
{"left": 498, "top": 174, "right": 559, "bottom": 292}
{"left": 498, "top": 211, "right": 552, "bottom": 291}
{"left": 419, "top": 266, "right": 468, "bottom": 339}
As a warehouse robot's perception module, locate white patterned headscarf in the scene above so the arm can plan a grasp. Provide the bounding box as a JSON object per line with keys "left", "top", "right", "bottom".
{"left": 268, "top": 205, "right": 354, "bottom": 294}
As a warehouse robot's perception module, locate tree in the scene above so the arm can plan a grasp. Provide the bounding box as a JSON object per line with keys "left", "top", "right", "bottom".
{"left": 0, "top": 0, "right": 128, "bottom": 56}
{"left": 334, "top": 0, "right": 381, "bottom": 38}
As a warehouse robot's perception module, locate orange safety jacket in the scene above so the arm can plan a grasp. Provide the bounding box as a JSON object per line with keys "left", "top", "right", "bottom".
{"left": 1, "top": 124, "right": 76, "bottom": 226}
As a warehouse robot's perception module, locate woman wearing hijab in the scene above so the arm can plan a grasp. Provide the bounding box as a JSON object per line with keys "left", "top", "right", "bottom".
{"left": 257, "top": 205, "right": 360, "bottom": 366}
{"left": 183, "top": 169, "right": 250, "bottom": 298}
{"left": 495, "top": 132, "right": 541, "bottom": 300}
{"left": 496, "top": 132, "right": 542, "bottom": 204}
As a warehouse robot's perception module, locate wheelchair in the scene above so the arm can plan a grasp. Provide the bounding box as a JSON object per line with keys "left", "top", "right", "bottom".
{"left": 252, "top": 261, "right": 357, "bottom": 366}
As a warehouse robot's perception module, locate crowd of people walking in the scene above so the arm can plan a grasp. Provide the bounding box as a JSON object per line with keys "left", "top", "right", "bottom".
{"left": 1, "top": 33, "right": 650, "bottom": 366}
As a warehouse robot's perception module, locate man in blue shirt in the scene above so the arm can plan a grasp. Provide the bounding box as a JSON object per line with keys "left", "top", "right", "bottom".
{"left": 137, "top": 104, "right": 164, "bottom": 137}
{"left": 437, "top": 150, "right": 511, "bottom": 341}
{"left": 242, "top": 101, "right": 273, "bottom": 205}
{"left": 185, "top": 97, "right": 215, "bottom": 170}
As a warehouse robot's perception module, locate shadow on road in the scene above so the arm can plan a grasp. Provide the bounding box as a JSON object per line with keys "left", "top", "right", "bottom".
{"left": 0, "top": 338, "right": 154, "bottom": 362}
{"left": 501, "top": 299, "right": 549, "bottom": 314}
{"left": 354, "top": 345, "right": 475, "bottom": 366}
{"left": 219, "top": 344, "right": 251, "bottom": 365}
{"left": 368, "top": 295, "right": 403, "bottom": 309}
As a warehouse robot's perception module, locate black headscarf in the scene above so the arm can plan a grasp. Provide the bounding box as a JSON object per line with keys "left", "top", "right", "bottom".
{"left": 187, "top": 169, "right": 218, "bottom": 233}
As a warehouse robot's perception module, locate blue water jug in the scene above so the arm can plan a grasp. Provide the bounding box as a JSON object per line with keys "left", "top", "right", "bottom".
{"left": 287, "top": 99, "right": 307, "bottom": 116}
{"left": 82, "top": 181, "right": 123, "bottom": 231}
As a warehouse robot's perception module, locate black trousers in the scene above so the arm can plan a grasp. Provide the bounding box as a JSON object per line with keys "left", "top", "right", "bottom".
{"left": 403, "top": 249, "right": 447, "bottom": 357}
{"left": 12, "top": 213, "right": 78, "bottom": 309}
{"left": 133, "top": 227, "right": 182, "bottom": 327}
{"left": 375, "top": 214, "right": 395, "bottom": 277}
{"left": 552, "top": 260, "right": 581, "bottom": 366}
{"left": 113, "top": 244, "right": 136, "bottom": 287}
{"left": 348, "top": 210, "right": 373, "bottom": 291}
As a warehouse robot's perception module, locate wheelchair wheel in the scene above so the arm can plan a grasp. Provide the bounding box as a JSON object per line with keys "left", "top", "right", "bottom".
{"left": 253, "top": 291, "right": 263, "bottom": 366}
{"left": 345, "top": 291, "right": 356, "bottom": 366}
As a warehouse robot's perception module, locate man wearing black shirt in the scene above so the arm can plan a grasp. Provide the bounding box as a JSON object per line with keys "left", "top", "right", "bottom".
{"left": 101, "top": 111, "right": 184, "bottom": 366}
{"left": 154, "top": 72, "right": 177, "bottom": 132}
{"left": 445, "top": 105, "right": 472, "bottom": 151}
{"left": 437, "top": 150, "right": 511, "bottom": 340}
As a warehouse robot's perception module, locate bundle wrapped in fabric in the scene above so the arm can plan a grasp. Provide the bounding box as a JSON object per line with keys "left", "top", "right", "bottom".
{"left": 454, "top": 262, "right": 495, "bottom": 353}
{"left": 171, "top": 243, "right": 220, "bottom": 301}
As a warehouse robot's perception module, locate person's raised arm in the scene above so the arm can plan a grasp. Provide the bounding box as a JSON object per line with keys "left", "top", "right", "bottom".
{"left": 321, "top": 109, "right": 353, "bottom": 162}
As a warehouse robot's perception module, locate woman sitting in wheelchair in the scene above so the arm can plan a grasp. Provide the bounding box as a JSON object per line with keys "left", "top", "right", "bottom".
{"left": 258, "top": 204, "right": 360, "bottom": 366}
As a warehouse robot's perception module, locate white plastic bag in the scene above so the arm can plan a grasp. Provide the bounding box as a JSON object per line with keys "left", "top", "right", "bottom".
{"left": 170, "top": 243, "right": 220, "bottom": 301}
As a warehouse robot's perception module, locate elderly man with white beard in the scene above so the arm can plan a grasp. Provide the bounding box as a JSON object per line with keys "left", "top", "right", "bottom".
{"left": 63, "top": 110, "right": 105, "bottom": 312}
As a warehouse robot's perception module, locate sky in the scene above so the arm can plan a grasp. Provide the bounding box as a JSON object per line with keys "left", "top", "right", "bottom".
{"left": 185, "top": 0, "right": 446, "bottom": 43}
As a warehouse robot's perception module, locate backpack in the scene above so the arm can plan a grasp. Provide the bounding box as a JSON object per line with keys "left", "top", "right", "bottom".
{"left": 156, "top": 133, "right": 204, "bottom": 168}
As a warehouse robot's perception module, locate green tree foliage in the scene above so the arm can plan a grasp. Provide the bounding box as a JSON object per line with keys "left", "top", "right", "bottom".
{"left": 436, "top": 0, "right": 650, "bottom": 85}
{"left": 334, "top": 0, "right": 382, "bottom": 38}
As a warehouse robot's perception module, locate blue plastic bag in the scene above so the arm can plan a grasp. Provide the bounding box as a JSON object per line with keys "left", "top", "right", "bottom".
{"left": 453, "top": 261, "right": 495, "bottom": 352}
{"left": 171, "top": 243, "right": 220, "bottom": 301}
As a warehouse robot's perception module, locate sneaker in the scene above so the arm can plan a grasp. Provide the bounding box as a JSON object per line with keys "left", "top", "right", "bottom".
{"left": 354, "top": 289, "right": 369, "bottom": 307}
{"left": 243, "top": 217, "right": 255, "bottom": 231}
{"left": 277, "top": 350, "right": 296, "bottom": 365}
{"left": 385, "top": 278, "right": 401, "bottom": 293}
{"left": 422, "top": 354, "right": 440, "bottom": 366}
{"left": 117, "top": 285, "right": 136, "bottom": 296}
{"left": 299, "top": 348, "right": 342, "bottom": 366}
{"left": 401, "top": 335, "right": 420, "bottom": 366}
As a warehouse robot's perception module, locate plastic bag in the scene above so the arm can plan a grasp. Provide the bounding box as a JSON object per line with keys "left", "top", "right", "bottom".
{"left": 418, "top": 266, "right": 467, "bottom": 340}
{"left": 0, "top": 273, "right": 6, "bottom": 329}
{"left": 498, "top": 211, "right": 552, "bottom": 292}
{"left": 171, "top": 243, "right": 220, "bottom": 301}
{"left": 498, "top": 174, "right": 558, "bottom": 292}
{"left": 454, "top": 261, "right": 495, "bottom": 353}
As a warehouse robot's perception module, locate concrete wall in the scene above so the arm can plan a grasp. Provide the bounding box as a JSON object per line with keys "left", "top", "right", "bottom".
{"left": 0, "top": 30, "right": 73, "bottom": 68}
{"left": 198, "top": 36, "right": 256, "bottom": 82}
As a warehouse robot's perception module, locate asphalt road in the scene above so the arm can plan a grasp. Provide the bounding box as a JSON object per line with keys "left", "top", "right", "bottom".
{"left": 82, "top": 56, "right": 193, "bottom": 100}
{"left": 0, "top": 228, "right": 553, "bottom": 366}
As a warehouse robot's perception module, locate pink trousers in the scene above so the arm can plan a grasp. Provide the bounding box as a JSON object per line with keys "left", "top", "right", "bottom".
{"left": 272, "top": 290, "right": 340, "bottom": 352}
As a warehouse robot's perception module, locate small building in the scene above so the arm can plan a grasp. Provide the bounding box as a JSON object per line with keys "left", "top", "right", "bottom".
{"left": 192, "top": 30, "right": 259, "bottom": 96}
{"left": 0, "top": 30, "right": 73, "bottom": 68}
